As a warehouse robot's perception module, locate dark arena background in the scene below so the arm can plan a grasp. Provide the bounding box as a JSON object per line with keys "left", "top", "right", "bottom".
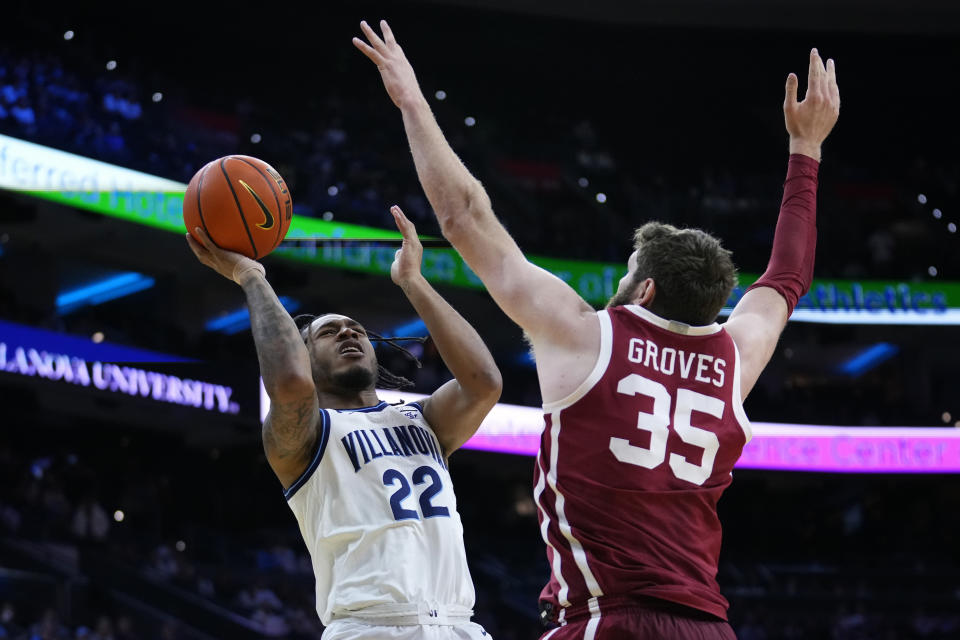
{"left": 2, "top": 1, "right": 959, "bottom": 638}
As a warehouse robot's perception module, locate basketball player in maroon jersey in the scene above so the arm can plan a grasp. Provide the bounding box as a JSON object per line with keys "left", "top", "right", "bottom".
{"left": 357, "top": 20, "right": 839, "bottom": 639}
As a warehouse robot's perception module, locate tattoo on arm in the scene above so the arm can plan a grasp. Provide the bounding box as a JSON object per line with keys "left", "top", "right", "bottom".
{"left": 263, "top": 397, "right": 317, "bottom": 460}
{"left": 242, "top": 275, "right": 317, "bottom": 460}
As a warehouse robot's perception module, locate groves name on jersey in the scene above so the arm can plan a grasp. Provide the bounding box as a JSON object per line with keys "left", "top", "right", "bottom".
{"left": 535, "top": 305, "right": 752, "bottom": 623}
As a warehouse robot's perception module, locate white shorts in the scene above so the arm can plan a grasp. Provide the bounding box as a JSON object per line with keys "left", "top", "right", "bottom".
{"left": 322, "top": 620, "right": 490, "bottom": 640}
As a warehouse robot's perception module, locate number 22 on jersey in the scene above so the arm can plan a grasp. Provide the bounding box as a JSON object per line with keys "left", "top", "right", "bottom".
{"left": 610, "top": 373, "right": 724, "bottom": 486}
{"left": 382, "top": 465, "right": 450, "bottom": 521}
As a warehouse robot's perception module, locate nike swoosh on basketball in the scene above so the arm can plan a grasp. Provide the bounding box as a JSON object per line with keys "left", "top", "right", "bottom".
{"left": 238, "top": 179, "right": 275, "bottom": 230}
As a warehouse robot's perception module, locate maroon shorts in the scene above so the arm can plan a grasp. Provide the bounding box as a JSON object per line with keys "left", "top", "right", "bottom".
{"left": 539, "top": 600, "right": 737, "bottom": 640}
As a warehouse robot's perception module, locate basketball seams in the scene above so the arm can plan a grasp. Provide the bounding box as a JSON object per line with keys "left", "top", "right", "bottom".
{"left": 194, "top": 162, "right": 213, "bottom": 242}
{"left": 220, "top": 158, "right": 260, "bottom": 259}
{"left": 234, "top": 156, "right": 285, "bottom": 251}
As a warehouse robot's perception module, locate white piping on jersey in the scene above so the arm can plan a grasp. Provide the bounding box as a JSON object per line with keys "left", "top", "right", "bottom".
{"left": 542, "top": 628, "right": 561, "bottom": 640}
{"left": 542, "top": 310, "right": 613, "bottom": 413}
{"left": 546, "top": 409, "right": 604, "bottom": 600}
{"left": 534, "top": 447, "right": 572, "bottom": 607}
{"left": 731, "top": 342, "right": 753, "bottom": 442}
{"left": 283, "top": 409, "right": 332, "bottom": 501}
{"left": 583, "top": 596, "right": 602, "bottom": 640}
{"left": 624, "top": 304, "right": 722, "bottom": 335}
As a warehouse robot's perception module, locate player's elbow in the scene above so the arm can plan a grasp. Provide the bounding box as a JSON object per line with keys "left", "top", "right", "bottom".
{"left": 438, "top": 214, "right": 468, "bottom": 246}
{"left": 470, "top": 366, "right": 503, "bottom": 405}
{"left": 265, "top": 373, "right": 316, "bottom": 403}
{"left": 437, "top": 180, "right": 490, "bottom": 242}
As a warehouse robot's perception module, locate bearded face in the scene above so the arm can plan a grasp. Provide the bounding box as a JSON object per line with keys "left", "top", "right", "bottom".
{"left": 304, "top": 314, "right": 379, "bottom": 393}
{"left": 606, "top": 250, "right": 642, "bottom": 309}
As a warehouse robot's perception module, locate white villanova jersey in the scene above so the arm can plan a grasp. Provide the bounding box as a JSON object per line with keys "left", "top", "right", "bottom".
{"left": 285, "top": 400, "right": 476, "bottom": 625}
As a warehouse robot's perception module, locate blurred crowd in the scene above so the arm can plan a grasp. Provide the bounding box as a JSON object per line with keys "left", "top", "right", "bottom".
{"left": 0, "top": 604, "right": 185, "bottom": 640}
{"left": 3, "top": 30, "right": 958, "bottom": 279}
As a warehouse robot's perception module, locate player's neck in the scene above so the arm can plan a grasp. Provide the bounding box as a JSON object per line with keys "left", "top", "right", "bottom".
{"left": 317, "top": 388, "right": 382, "bottom": 410}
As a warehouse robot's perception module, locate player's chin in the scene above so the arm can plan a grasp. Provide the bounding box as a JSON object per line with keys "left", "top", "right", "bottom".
{"left": 331, "top": 362, "right": 377, "bottom": 391}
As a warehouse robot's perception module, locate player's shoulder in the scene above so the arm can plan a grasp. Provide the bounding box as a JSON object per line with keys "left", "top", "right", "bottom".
{"left": 393, "top": 401, "right": 426, "bottom": 421}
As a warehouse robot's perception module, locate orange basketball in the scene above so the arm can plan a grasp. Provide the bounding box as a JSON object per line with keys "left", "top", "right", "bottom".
{"left": 184, "top": 155, "right": 293, "bottom": 259}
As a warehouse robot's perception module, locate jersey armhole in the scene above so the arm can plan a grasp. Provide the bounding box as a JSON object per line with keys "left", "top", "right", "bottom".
{"left": 283, "top": 409, "right": 331, "bottom": 501}
{"left": 731, "top": 341, "right": 753, "bottom": 443}
{"left": 542, "top": 310, "right": 613, "bottom": 413}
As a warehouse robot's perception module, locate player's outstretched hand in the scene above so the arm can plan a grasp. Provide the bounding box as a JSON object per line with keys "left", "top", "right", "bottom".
{"left": 353, "top": 20, "right": 423, "bottom": 110}
{"left": 186, "top": 227, "right": 264, "bottom": 285}
{"left": 784, "top": 48, "right": 840, "bottom": 160}
{"left": 389, "top": 205, "right": 424, "bottom": 286}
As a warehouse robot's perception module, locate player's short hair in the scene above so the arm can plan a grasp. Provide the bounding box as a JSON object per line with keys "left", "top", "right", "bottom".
{"left": 631, "top": 222, "right": 737, "bottom": 325}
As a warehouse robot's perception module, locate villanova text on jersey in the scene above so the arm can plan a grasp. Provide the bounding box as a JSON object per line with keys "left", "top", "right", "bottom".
{"left": 340, "top": 421, "right": 448, "bottom": 472}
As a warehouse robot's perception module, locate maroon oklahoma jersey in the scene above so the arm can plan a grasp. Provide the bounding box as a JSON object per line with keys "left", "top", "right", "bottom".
{"left": 534, "top": 305, "right": 751, "bottom": 625}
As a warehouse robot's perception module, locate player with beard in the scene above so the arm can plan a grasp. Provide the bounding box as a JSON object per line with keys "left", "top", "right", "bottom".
{"left": 356, "top": 20, "right": 839, "bottom": 639}
{"left": 187, "top": 205, "right": 501, "bottom": 639}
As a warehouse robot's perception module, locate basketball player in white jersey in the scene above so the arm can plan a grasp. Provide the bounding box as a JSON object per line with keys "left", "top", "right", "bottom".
{"left": 186, "top": 204, "right": 501, "bottom": 639}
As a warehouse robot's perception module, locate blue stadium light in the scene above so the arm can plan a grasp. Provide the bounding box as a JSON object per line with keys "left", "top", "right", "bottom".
{"left": 837, "top": 342, "right": 899, "bottom": 377}
{"left": 382, "top": 318, "right": 427, "bottom": 338}
{"left": 205, "top": 297, "right": 300, "bottom": 335}
{"left": 56, "top": 272, "right": 155, "bottom": 315}
{"left": 515, "top": 350, "right": 537, "bottom": 368}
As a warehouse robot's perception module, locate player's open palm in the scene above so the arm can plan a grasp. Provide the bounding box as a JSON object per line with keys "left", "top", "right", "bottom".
{"left": 186, "top": 227, "right": 262, "bottom": 284}
{"left": 389, "top": 205, "right": 424, "bottom": 286}
{"left": 353, "top": 20, "right": 421, "bottom": 110}
{"left": 784, "top": 48, "right": 840, "bottom": 151}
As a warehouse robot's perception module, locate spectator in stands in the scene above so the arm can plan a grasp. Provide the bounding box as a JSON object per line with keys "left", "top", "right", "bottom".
{"left": 0, "top": 500, "right": 21, "bottom": 534}
{"left": 250, "top": 606, "right": 289, "bottom": 638}
{"left": 27, "top": 607, "right": 68, "bottom": 640}
{"left": 236, "top": 579, "right": 283, "bottom": 612}
{"left": 0, "top": 601, "right": 23, "bottom": 639}
{"left": 144, "top": 544, "right": 178, "bottom": 581}
{"left": 1, "top": 80, "right": 26, "bottom": 106}
{"left": 98, "top": 122, "right": 127, "bottom": 160}
{"left": 10, "top": 96, "right": 37, "bottom": 134}
{"left": 70, "top": 492, "right": 110, "bottom": 543}
{"left": 285, "top": 606, "right": 323, "bottom": 638}
{"left": 155, "top": 621, "right": 180, "bottom": 640}
{"left": 90, "top": 616, "right": 115, "bottom": 640}
{"left": 736, "top": 612, "right": 768, "bottom": 640}
{"left": 113, "top": 616, "right": 137, "bottom": 640}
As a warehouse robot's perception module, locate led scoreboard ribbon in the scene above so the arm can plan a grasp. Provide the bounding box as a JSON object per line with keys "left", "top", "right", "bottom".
{"left": 260, "top": 386, "right": 960, "bottom": 474}
{"left": 3, "top": 133, "right": 959, "bottom": 322}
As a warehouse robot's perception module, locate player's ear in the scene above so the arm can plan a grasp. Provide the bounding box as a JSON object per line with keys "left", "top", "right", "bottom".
{"left": 636, "top": 278, "right": 656, "bottom": 307}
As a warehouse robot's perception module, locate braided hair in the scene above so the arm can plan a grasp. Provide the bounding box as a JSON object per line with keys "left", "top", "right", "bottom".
{"left": 294, "top": 314, "right": 427, "bottom": 391}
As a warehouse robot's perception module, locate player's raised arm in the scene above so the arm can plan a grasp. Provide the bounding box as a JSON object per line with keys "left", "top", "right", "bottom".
{"left": 187, "top": 229, "right": 318, "bottom": 488}
{"left": 353, "top": 20, "right": 597, "bottom": 355}
{"left": 724, "top": 48, "right": 840, "bottom": 399}
{"left": 387, "top": 205, "right": 501, "bottom": 455}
